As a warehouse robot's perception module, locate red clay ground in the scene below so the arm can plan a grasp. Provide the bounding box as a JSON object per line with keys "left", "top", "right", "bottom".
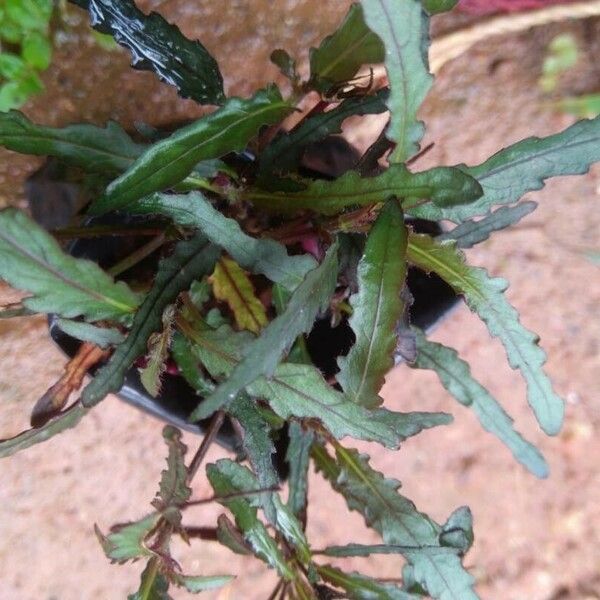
{"left": 0, "top": 4, "right": 599, "bottom": 599}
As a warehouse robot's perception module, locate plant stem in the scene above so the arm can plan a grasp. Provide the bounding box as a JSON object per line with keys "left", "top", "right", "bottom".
{"left": 186, "top": 410, "right": 225, "bottom": 484}
{"left": 108, "top": 234, "right": 166, "bottom": 277}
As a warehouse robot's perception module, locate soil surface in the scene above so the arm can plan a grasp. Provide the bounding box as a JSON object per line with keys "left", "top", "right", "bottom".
{"left": 0, "top": 4, "right": 599, "bottom": 599}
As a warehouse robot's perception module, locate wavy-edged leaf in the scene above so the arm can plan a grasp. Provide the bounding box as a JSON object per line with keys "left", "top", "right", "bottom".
{"left": 309, "top": 3, "right": 384, "bottom": 92}
{"left": 317, "top": 564, "right": 419, "bottom": 600}
{"left": 191, "top": 243, "right": 338, "bottom": 420}
{"left": 182, "top": 322, "right": 451, "bottom": 449}
{"left": 206, "top": 459, "right": 294, "bottom": 579}
{"left": 0, "top": 209, "right": 140, "bottom": 321}
{"left": 131, "top": 192, "right": 317, "bottom": 291}
{"left": 312, "top": 444, "right": 479, "bottom": 600}
{"left": 361, "top": 0, "right": 432, "bottom": 162}
{"left": 409, "top": 116, "right": 600, "bottom": 223}
{"left": 81, "top": 235, "right": 220, "bottom": 407}
{"left": 337, "top": 200, "right": 407, "bottom": 407}
{"left": 55, "top": 318, "right": 125, "bottom": 348}
{"left": 410, "top": 328, "right": 548, "bottom": 477}
{"left": 93, "top": 87, "right": 291, "bottom": 213}
{"left": 286, "top": 421, "right": 314, "bottom": 518}
{"left": 248, "top": 164, "right": 482, "bottom": 215}
{"left": 210, "top": 257, "right": 267, "bottom": 334}
{"left": 438, "top": 201, "right": 537, "bottom": 249}
{"left": 95, "top": 513, "right": 160, "bottom": 563}
{"left": 171, "top": 573, "right": 234, "bottom": 594}
{"left": 74, "top": 0, "right": 224, "bottom": 105}
{"left": 0, "top": 110, "right": 145, "bottom": 174}
{"left": 407, "top": 234, "right": 564, "bottom": 435}
{"left": 155, "top": 425, "right": 191, "bottom": 509}
{"left": 259, "top": 90, "right": 388, "bottom": 178}
{"left": 0, "top": 402, "right": 87, "bottom": 458}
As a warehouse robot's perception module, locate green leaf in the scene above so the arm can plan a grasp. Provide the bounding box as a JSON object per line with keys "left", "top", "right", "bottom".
{"left": 422, "top": 0, "right": 458, "bottom": 14}
{"left": 184, "top": 323, "right": 450, "bottom": 449}
{"left": 0, "top": 110, "right": 146, "bottom": 174}
{"left": 270, "top": 48, "right": 298, "bottom": 83}
{"left": 139, "top": 305, "right": 176, "bottom": 397}
{"left": 22, "top": 31, "right": 52, "bottom": 70}
{"left": 285, "top": 421, "right": 314, "bottom": 518}
{"left": 312, "top": 444, "right": 479, "bottom": 600}
{"left": 337, "top": 200, "right": 407, "bottom": 407}
{"left": 248, "top": 164, "right": 482, "bottom": 216}
{"left": 360, "top": 0, "right": 432, "bottom": 162}
{"left": 93, "top": 87, "right": 291, "bottom": 213}
{"left": 216, "top": 514, "right": 252, "bottom": 555}
{"left": 309, "top": 3, "right": 384, "bottom": 92}
{"left": 130, "top": 192, "right": 316, "bottom": 291}
{"left": 172, "top": 573, "right": 234, "bottom": 594}
{"left": 5, "top": 0, "right": 52, "bottom": 32}
{"left": 171, "top": 332, "right": 215, "bottom": 396}
{"left": 317, "top": 564, "right": 419, "bottom": 600}
{"left": 191, "top": 243, "right": 338, "bottom": 419}
{"left": 81, "top": 235, "right": 219, "bottom": 407}
{"left": 409, "top": 116, "right": 600, "bottom": 223}
{"left": 0, "top": 304, "right": 35, "bottom": 319}
{"left": 55, "top": 318, "right": 126, "bottom": 348}
{"left": 410, "top": 329, "right": 548, "bottom": 477}
{"left": 259, "top": 90, "right": 388, "bottom": 179}
{"left": 206, "top": 459, "right": 294, "bottom": 579}
{"left": 0, "top": 54, "right": 28, "bottom": 80}
{"left": 553, "top": 94, "right": 600, "bottom": 119}
{"left": 155, "top": 425, "right": 191, "bottom": 509}
{"left": 407, "top": 234, "right": 564, "bottom": 435}
{"left": 128, "top": 559, "right": 170, "bottom": 600}
{"left": 75, "top": 0, "right": 224, "bottom": 105}
{"left": 95, "top": 513, "right": 160, "bottom": 563}
{"left": 210, "top": 257, "right": 267, "bottom": 334}
{"left": 539, "top": 34, "right": 578, "bottom": 93}
{"left": 440, "top": 507, "right": 473, "bottom": 555}
{"left": 0, "top": 402, "right": 87, "bottom": 458}
{"left": 0, "top": 209, "right": 140, "bottom": 321}
{"left": 437, "top": 202, "right": 537, "bottom": 249}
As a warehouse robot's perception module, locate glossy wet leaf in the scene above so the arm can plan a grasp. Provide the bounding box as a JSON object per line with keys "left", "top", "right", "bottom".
{"left": 438, "top": 201, "right": 537, "bottom": 249}
{"left": 55, "top": 318, "right": 125, "bottom": 348}
{"left": 94, "top": 87, "right": 291, "bottom": 213}
{"left": 313, "top": 445, "right": 479, "bottom": 600}
{"left": 410, "top": 329, "right": 548, "bottom": 477}
{"left": 206, "top": 459, "right": 294, "bottom": 579}
{"left": 361, "top": 0, "right": 432, "bottom": 162}
{"left": 191, "top": 243, "right": 338, "bottom": 419}
{"left": 309, "top": 3, "right": 384, "bottom": 92}
{"left": 249, "top": 164, "right": 482, "bottom": 215}
{"left": 131, "top": 192, "right": 316, "bottom": 291}
{"left": 81, "top": 235, "right": 219, "bottom": 407}
{"left": 95, "top": 513, "right": 160, "bottom": 563}
{"left": 210, "top": 258, "right": 267, "bottom": 334}
{"left": 74, "top": 0, "right": 224, "bottom": 105}
{"left": 337, "top": 200, "right": 407, "bottom": 407}
{"left": 407, "top": 234, "right": 564, "bottom": 435}
{"left": 0, "top": 209, "right": 140, "bottom": 321}
{"left": 0, "top": 111, "right": 146, "bottom": 174}
{"left": 409, "top": 116, "right": 600, "bottom": 223}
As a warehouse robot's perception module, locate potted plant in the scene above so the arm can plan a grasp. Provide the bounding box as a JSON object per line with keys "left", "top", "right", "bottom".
{"left": 0, "top": 0, "right": 597, "bottom": 597}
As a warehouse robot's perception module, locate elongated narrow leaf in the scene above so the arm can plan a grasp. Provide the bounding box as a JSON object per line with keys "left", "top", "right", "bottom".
{"left": 0, "top": 111, "right": 145, "bottom": 174}
{"left": 309, "top": 3, "right": 384, "bottom": 92}
{"left": 407, "top": 234, "right": 564, "bottom": 435}
{"left": 0, "top": 209, "right": 140, "bottom": 321}
{"left": 210, "top": 258, "right": 267, "bottom": 334}
{"left": 128, "top": 559, "right": 169, "bottom": 600}
{"left": 0, "top": 403, "right": 87, "bottom": 458}
{"left": 155, "top": 425, "right": 191, "bottom": 509}
{"left": 438, "top": 202, "right": 537, "bottom": 249}
{"left": 312, "top": 444, "right": 479, "bottom": 600}
{"left": 191, "top": 243, "right": 338, "bottom": 419}
{"left": 171, "top": 574, "right": 233, "bottom": 593}
{"left": 74, "top": 0, "right": 224, "bottom": 105}
{"left": 131, "top": 192, "right": 316, "bottom": 290}
{"left": 93, "top": 87, "right": 291, "bottom": 213}
{"left": 409, "top": 116, "right": 600, "bottom": 222}
{"left": 95, "top": 513, "right": 160, "bottom": 563}
{"left": 361, "top": 0, "right": 432, "bottom": 162}
{"left": 81, "top": 235, "right": 220, "bottom": 407}
{"left": 248, "top": 165, "right": 482, "bottom": 215}
{"left": 259, "top": 90, "right": 388, "bottom": 178}
{"left": 285, "top": 421, "right": 314, "bottom": 518}
{"left": 182, "top": 323, "right": 450, "bottom": 449}
{"left": 206, "top": 459, "right": 294, "bottom": 579}
{"left": 337, "top": 200, "right": 407, "bottom": 407}
{"left": 56, "top": 318, "right": 125, "bottom": 348}
{"left": 317, "top": 565, "right": 418, "bottom": 600}
{"left": 411, "top": 329, "right": 548, "bottom": 478}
